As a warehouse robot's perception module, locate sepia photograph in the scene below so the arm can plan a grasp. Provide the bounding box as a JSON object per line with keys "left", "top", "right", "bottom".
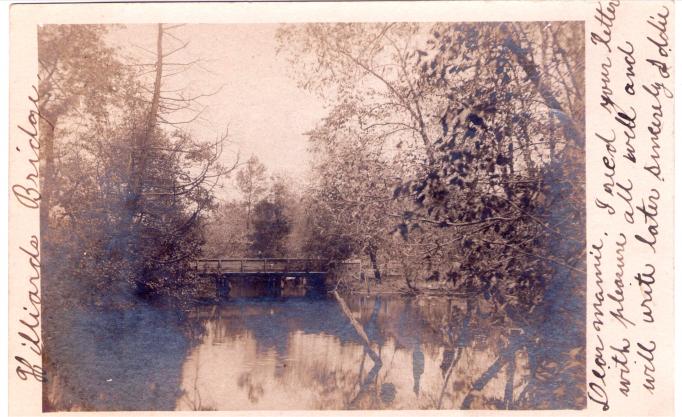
{"left": 35, "top": 20, "right": 586, "bottom": 411}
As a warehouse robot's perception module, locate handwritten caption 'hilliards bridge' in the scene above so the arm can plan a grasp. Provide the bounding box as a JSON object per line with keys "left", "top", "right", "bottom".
{"left": 588, "top": 0, "right": 671, "bottom": 411}
{"left": 12, "top": 82, "right": 46, "bottom": 384}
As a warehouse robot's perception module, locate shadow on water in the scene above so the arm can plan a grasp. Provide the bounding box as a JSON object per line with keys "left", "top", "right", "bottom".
{"left": 44, "top": 303, "right": 197, "bottom": 411}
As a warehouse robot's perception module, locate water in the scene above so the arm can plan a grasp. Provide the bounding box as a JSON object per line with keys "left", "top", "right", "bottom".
{"left": 45, "top": 291, "right": 583, "bottom": 411}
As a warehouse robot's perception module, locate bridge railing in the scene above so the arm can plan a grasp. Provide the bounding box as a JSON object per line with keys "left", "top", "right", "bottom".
{"left": 193, "top": 258, "right": 362, "bottom": 275}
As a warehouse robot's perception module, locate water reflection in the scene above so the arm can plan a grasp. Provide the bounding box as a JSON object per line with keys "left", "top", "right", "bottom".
{"left": 45, "top": 292, "right": 583, "bottom": 411}
{"left": 177, "top": 295, "right": 531, "bottom": 410}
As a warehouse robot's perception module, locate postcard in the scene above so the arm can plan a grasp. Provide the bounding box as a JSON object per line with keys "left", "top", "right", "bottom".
{"left": 7, "top": 1, "right": 675, "bottom": 415}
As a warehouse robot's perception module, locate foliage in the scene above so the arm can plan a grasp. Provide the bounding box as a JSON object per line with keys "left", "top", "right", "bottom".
{"left": 236, "top": 156, "right": 268, "bottom": 231}
{"left": 201, "top": 201, "right": 250, "bottom": 258}
{"left": 203, "top": 169, "right": 301, "bottom": 259}
{"left": 278, "top": 21, "right": 585, "bottom": 303}
{"left": 278, "top": 21, "right": 585, "bottom": 408}
{"left": 40, "top": 24, "right": 229, "bottom": 306}
{"left": 396, "top": 22, "right": 585, "bottom": 307}
{"left": 249, "top": 199, "right": 291, "bottom": 257}
{"left": 40, "top": 22, "right": 586, "bottom": 410}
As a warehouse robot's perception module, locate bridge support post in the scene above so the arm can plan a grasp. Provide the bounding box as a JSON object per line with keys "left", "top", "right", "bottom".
{"left": 216, "top": 275, "right": 231, "bottom": 299}
{"left": 266, "top": 276, "right": 282, "bottom": 298}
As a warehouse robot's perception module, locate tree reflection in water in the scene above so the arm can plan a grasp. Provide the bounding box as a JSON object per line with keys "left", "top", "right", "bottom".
{"left": 44, "top": 291, "right": 582, "bottom": 411}
{"left": 176, "top": 292, "right": 583, "bottom": 410}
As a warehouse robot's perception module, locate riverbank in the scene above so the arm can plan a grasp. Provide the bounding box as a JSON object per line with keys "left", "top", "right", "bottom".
{"left": 331, "top": 273, "right": 470, "bottom": 297}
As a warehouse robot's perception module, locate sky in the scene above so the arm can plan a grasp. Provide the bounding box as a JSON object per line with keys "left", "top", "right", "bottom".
{"left": 107, "top": 24, "right": 328, "bottom": 200}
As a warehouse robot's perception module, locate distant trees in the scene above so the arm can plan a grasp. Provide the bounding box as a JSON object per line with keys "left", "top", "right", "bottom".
{"left": 249, "top": 178, "right": 292, "bottom": 257}
{"left": 201, "top": 201, "right": 249, "bottom": 258}
{"left": 203, "top": 156, "right": 271, "bottom": 258}
{"left": 236, "top": 156, "right": 268, "bottom": 232}
{"left": 203, "top": 163, "right": 298, "bottom": 259}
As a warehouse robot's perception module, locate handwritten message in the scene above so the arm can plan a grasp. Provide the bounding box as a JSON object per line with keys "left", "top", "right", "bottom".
{"left": 587, "top": 0, "right": 672, "bottom": 413}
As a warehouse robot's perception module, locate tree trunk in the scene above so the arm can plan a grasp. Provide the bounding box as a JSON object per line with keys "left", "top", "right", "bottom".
{"left": 367, "top": 247, "right": 381, "bottom": 283}
{"left": 501, "top": 25, "right": 583, "bottom": 148}
{"left": 128, "top": 23, "right": 163, "bottom": 214}
{"left": 399, "top": 258, "right": 419, "bottom": 293}
{"left": 126, "top": 23, "right": 163, "bottom": 293}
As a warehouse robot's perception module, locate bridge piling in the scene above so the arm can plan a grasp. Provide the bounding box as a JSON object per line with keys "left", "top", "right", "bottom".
{"left": 215, "top": 275, "right": 231, "bottom": 299}
{"left": 194, "top": 258, "right": 363, "bottom": 297}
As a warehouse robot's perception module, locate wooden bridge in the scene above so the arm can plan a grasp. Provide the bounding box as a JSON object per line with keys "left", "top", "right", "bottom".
{"left": 192, "top": 258, "right": 362, "bottom": 298}
{"left": 193, "top": 258, "right": 362, "bottom": 277}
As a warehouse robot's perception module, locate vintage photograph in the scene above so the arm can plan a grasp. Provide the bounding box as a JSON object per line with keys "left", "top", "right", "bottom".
{"left": 38, "top": 21, "right": 585, "bottom": 411}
